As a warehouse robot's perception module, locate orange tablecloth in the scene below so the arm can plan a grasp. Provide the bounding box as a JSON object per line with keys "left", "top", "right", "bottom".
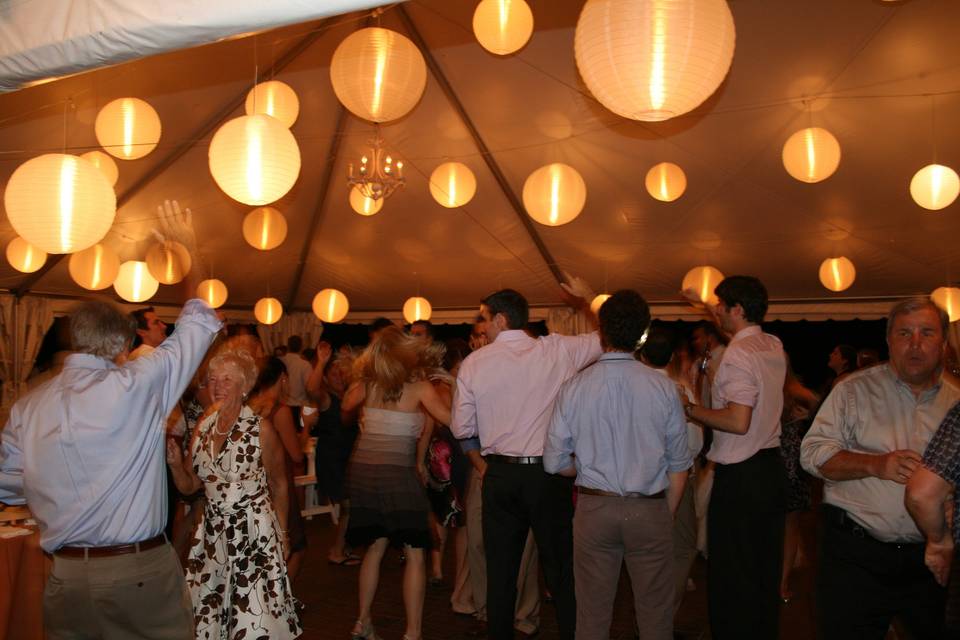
{"left": 0, "top": 528, "right": 50, "bottom": 640}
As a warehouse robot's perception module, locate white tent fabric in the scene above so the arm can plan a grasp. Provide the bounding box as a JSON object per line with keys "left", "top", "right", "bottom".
{"left": 256, "top": 311, "right": 324, "bottom": 357}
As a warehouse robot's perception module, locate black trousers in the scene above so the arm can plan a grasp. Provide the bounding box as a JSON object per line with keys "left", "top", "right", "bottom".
{"left": 707, "top": 448, "right": 786, "bottom": 639}
{"left": 482, "top": 461, "right": 575, "bottom": 640}
{"left": 816, "top": 504, "right": 946, "bottom": 639}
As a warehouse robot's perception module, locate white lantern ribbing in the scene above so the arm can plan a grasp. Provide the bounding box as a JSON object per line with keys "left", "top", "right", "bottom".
{"left": 197, "top": 279, "right": 228, "bottom": 309}
{"left": 522, "top": 163, "right": 587, "bottom": 226}
{"left": 682, "top": 265, "right": 724, "bottom": 307}
{"left": 242, "top": 207, "right": 288, "bottom": 250}
{"left": 574, "top": 0, "right": 736, "bottom": 122}
{"left": 114, "top": 261, "right": 159, "bottom": 303}
{"left": 81, "top": 150, "right": 119, "bottom": 187}
{"left": 590, "top": 293, "right": 611, "bottom": 315}
{"left": 782, "top": 127, "right": 841, "bottom": 183}
{"left": 330, "top": 27, "right": 427, "bottom": 123}
{"left": 245, "top": 81, "right": 300, "bottom": 129}
{"left": 69, "top": 243, "right": 120, "bottom": 290}
{"left": 255, "top": 297, "right": 284, "bottom": 325}
{"left": 429, "top": 162, "right": 477, "bottom": 208}
{"left": 4, "top": 153, "right": 116, "bottom": 254}
{"left": 818, "top": 256, "right": 856, "bottom": 292}
{"left": 145, "top": 241, "right": 192, "bottom": 284}
{"left": 208, "top": 114, "right": 301, "bottom": 206}
{"left": 313, "top": 289, "right": 350, "bottom": 323}
{"left": 349, "top": 187, "right": 384, "bottom": 217}
{"left": 910, "top": 164, "right": 960, "bottom": 211}
{"left": 932, "top": 287, "right": 960, "bottom": 323}
{"left": 403, "top": 296, "right": 432, "bottom": 323}
{"left": 473, "top": 0, "right": 535, "bottom": 55}
{"left": 645, "top": 162, "right": 687, "bottom": 202}
{"left": 94, "top": 98, "right": 161, "bottom": 160}
{"left": 6, "top": 237, "right": 46, "bottom": 273}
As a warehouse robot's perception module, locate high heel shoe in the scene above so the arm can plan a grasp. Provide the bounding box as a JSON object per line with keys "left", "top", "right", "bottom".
{"left": 350, "top": 620, "right": 381, "bottom": 640}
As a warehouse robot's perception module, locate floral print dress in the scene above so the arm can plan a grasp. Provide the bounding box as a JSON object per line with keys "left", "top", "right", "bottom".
{"left": 186, "top": 405, "right": 301, "bottom": 639}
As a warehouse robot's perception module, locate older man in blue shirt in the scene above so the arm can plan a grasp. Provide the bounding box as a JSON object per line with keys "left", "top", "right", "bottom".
{"left": 545, "top": 290, "right": 690, "bottom": 640}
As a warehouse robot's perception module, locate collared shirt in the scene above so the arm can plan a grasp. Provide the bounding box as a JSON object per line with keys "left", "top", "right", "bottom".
{"left": 544, "top": 353, "right": 691, "bottom": 495}
{"left": 653, "top": 368, "right": 703, "bottom": 462}
{"left": 0, "top": 300, "right": 221, "bottom": 552}
{"left": 922, "top": 400, "right": 960, "bottom": 545}
{"left": 451, "top": 329, "right": 601, "bottom": 457}
{"left": 801, "top": 364, "right": 960, "bottom": 543}
{"left": 708, "top": 325, "right": 786, "bottom": 464}
{"left": 281, "top": 352, "right": 313, "bottom": 407}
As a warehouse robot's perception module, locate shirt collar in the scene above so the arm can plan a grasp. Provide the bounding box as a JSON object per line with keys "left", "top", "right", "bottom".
{"left": 63, "top": 353, "right": 121, "bottom": 371}
{"left": 494, "top": 329, "right": 533, "bottom": 343}
{"left": 729, "top": 324, "right": 762, "bottom": 345}
{"left": 599, "top": 352, "right": 635, "bottom": 362}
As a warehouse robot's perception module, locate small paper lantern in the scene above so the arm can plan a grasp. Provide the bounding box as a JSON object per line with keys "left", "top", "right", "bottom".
{"left": 932, "top": 287, "right": 960, "bottom": 323}
{"left": 645, "top": 162, "right": 687, "bottom": 202}
{"left": 242, "top": 207, "right": 288, "bottom": 250}
{"left": 113, "top": 260, "right": 159, "bottom": 303}
{"left": 818, "top": 256, "right": 856, "bottom": 292}
{"left": 473, "top": 0, "right": 535, "bottom": 55}
{"left": 208, "top": 114, "right": 301, "bottom": 206}
{"left": 429, "top": 162, "right": 477, "bottom": 208}
{"left": 94, "top": 97, "right": 161, "bottom": 160}
{"left": 4, "top": 153, "right": 116, "bottom": 254}
{"left": 145, "top": 241, "right": 192, "bottom": 284}
{"left": 910, "top": 164, "right": 960, "bottom": 211}
{"left": 574, "top": 0, "right": 736, "bottom": 122}
{"left": 349, "top": 187, "right": 384, "bottom": 217}
{"left": 329, "top": 27, "right": 427, "bottom": 123}
{"left": 6, "top": 237, "right": 47, "bottom": 273}
{"left": 782, "top": 127, "right": 841, "bottom": 183}
{"left": 245, "top": 81, "right": 300, "bottom": 128}
{"left": 590, "top": 293, "right": 611, "bottom": 315}
{"left": 313, "top": 289, "right": 349, "bottom": 323}
{"left": 197, "top": 279, "right": 228, "bottom": 309}
{"left": 80, "top": 150, "right": 119, "bottom": 187}
{"left": 682, "top": 265, "right": 724, "bottom": 307}
{"left": 522, "top": 163, "right": 587, "bottom": 226}
{"left": 254, "top": 297, "right": 284, "bottom": 325}
{"left": 403, "top": 296, "right": 433, "bottom": 323}
{"left": 69, "top": 243, "right": 120, "bottom": 290}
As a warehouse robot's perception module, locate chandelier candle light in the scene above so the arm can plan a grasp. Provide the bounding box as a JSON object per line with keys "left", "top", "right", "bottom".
{"left": 348, "top": 134, "right": 405, "bottom": 202}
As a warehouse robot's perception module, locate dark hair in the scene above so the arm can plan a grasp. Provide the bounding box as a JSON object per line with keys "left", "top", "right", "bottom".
{"left": 835, "top": 344, "right": 857, "bottom": 372}
{"left": 598, "top": 289, "right": 651, "bottom": 352}
{"left": 692, "top": 319, "right": 724, "bottom": 344}
{"left": 370, "top": 317, "right": 394, "bottom": 334}
{"left": 131, "top": 306, "right": 155, "bottom": 332}
{"left": 411, "top": 319, "right": 434, "bottom": 337}
{"left": 641, "top": 326, "right": 676, "bottom": 368}
{"left": 444, "top": 338, "right": 471, "bottom": 371}
{"left": 886, "top": 297, "right": 949, "bottom": 338}
{"left": 251, "top": 356, "right": 287, "bottom": 397}
{"left": 287, "top": 334, "right": 303, "bottom": 353}
{"left": 302, "top": 348, "right": 317, "bottom": 364}
{"left": 481, "top": 289, "right": 528, "bottom": 330}
{"left": 715, "top": 275, "right": 768, "bottom": 324}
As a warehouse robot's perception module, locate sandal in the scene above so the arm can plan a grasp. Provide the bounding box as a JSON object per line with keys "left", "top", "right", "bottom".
{"left": 351, "top": 620, "right": 381, "bottom": 640}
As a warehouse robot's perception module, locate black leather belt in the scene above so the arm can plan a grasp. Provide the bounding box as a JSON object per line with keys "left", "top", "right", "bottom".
{"left": 56, "top": 534, "right": 167, "bottom": 558}
{"left": 578, "top": 486, "right": 665, "bottom": 499}
{"left": 823, "top": 504, "right": 921, "bottom": 549}
{"left": 486, "top": 454, "right": 543, "bottom": 465}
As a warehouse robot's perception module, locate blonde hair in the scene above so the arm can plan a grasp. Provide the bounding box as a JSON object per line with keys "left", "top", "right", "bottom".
{"left": 354, "top": 326, "right": 445, "bottom": 403}
{"left": 207, "top": 347, "right": 259, "bottom": 395}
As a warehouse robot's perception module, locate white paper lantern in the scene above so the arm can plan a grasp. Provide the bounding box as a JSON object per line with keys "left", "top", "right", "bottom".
{"left": 682, "top": 265, "right": 724, "bottom": 307}
{"left": 575, "top": 0, "right": 736, "bottom": 122}
{"left": 242, "top": 207, "right": 288, "bottom": 250}
{"left": 403, "top": 296, "right": 433, "bottom": 323}
{"left": 245, "top": 81, "right": 300, "bottom": 128}
{"left": 645, "top": 162, "right": 687, "bottom": 202}
{"left": 255, "top": 297, "right": 284, "bottom": 325}
{"left": 818, "top": 257, "right": 856, "bottom": 292}
{"left": 782, "top": 127, "right": 841, "bottom": 183}
{"left": 330, "top": 27, "right": 427, "bottom": 123}
{"left": 932, "top": 287, "right": 960, "bottom": 323}
{"left": 522, "top": 163, "right": 587, "bottom": 226}
{"left": 313, "top": 289, "right": 350, "bottom": 323}
{"left": 590, "top": 293, "right": 611, "bottom": 315}
{"left": 197, "top": 279, "right": 228, "bottom": 309}
{"left": 69, "top": 243, "right": 120, "bottom": 290}
{"left": 429, "top": 162, "right": 477, "bottom": 208}
{"left": 910, "top": 164, "right": 960, "bottom": 211}
{"left": 473, "top": 0, "right": 535, "bottom": 55}
{"left": 80, "top": 150, "right": 119, "bottom": 187}
{"left": 349, "top": 187, "right": 384, "bottom": 217}
{"left": 4, "top": 154, "right": 116, "bottom": 254}
{"left": 145, "top": 241, "right": 192, "bottom": 284}
{"left": 208, "top": 114, "right": 301, "bottom": 206}
{"left": 114, "top": 260, "right": 159, "bottom": 303}
{"left": 94, "top": 97, "right": 161, "bottom": 160}
{"left": 6, "top": 237, "right": 46, "bottom": 273}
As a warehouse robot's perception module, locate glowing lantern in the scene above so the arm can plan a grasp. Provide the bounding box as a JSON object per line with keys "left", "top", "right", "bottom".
{"left": 590, "top": 293, "right": 611, "bottom": 315}
{"left": 94, "top": 97, "right": 161, "bottom": 160}
{"left": 574, "top": 0, "right": 736, "bottom": 122}
{"left": 313, "top": 289, "right": 349, "bottom": 323}
{"left": 68, "top": 243, "right": 120, "bottom": 290}
{"left": 782, "top": 127, "right": 841, "bottom": 183}
{"left": 429, "top": 162, "right": 477, "bottom": 208}
{"left": 113, "top": 261, "right": 159, "bottom": 303}
{"left": 473, "top": 0, "right": 535, "bottom": 55}
{"left": 208, "top": 114, "right": 301, "bottom": 206}
{"left": 818, "top": 257, "right": 856, "bottom": 292}
{"left": 349, "top": 187, "right": 384, "bottom": 217}
{"left": 682, "top": 265, "right": 724, "bottom": 307}
{"left": 4, "top": 153, "right": 116, "bottom": 254}
{"left": 254, "top": 297, "right": 284, "bottom": 325}
{"left": 329, "top": 27, "right": 427, "bottom": 123}
{"left": 932, "top": 287, "right": 960, "bottom": 323}
{"left": 6, "top": 237, "right": 47, "bottom": 273}
{"left": 242, "top": 207, "right": 288, "bottom": 250}
{"left": 197, "top": 279, "right": 228, "bottom": 309}
{"left": 403, "top": 296, "right": 433, "bottom": 323}
{"left": 522, "top": 163, "right": 587, "bottom": 226}
{"left": 245, "top": 81, "right": 300, "bottom": 129}
{"left": 645, "top": 162, "right": 687, "bottom": 202}
{"left": 910, "top": 164, "right": 960, "bottom": 211}
{"left": 80, "top": 150, "right": 119, "bottom": 187}
{"left": 145, "top": 241, "right": 192, "bottom": 284}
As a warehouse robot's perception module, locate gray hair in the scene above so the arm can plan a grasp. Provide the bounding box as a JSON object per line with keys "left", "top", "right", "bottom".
{"left": 70, "top": 300, "right": 137, "bottom": 360}
{"left": 207, "top": 347, "right": 259, "bottom": 395}
{"left": 886, "top": 297, "right": 949, "bottom": 337}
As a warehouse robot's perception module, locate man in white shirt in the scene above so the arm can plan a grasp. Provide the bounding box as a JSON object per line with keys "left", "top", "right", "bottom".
{"left": 130, "top": 306, "right": 168, "bottom": 359}
{"left": 281, "top": 334, "right": 313, "bottom": 427}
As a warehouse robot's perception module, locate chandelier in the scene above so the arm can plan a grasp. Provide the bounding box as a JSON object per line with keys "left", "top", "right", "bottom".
{"left": 347, "top": 132, "right": 405, "bottom": 201}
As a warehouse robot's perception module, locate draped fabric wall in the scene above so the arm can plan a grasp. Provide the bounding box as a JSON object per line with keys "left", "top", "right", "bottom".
{"left": 255, "top": 312, "right": 325, "bottom": 356}
{"left": 0, "top": 294, "right": 54, "bottom": 423}
{"left": 546, "top": 307, "right": 593, "bottom": 336}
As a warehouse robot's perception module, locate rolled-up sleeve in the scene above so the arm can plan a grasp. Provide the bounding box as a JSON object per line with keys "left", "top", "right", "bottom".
{"left": 0, "top": 407, "right": 25, "bottom": 504}
{"left": 664, "top": 391, "right": 693, "bottom": 473}
{"left": 715, "top": 358, "right": 759, "bottom": 408}
{"left": 451, "top": 363, "right": 478, "bottom": 440}
{"left": 458, "top": 437, "right": 481, "bottom": 453}
{"left": 544, "top": 383, "right": 575, "bottom": 474}
{"left": 801, "top": 384, "right": 849, "bottom": 479}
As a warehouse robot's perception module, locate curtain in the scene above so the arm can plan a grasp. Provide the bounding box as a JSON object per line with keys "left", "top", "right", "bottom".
{"left": 546, "top": 307, "right": 592, "bottom": 336}
{"left": 0, "top": 295, "right": 55, "bottom": 424}
{"left": 256, "top": 312, "right": 324, "bottom": 356}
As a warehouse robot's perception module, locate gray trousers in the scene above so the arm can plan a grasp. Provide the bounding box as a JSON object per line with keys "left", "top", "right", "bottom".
{"left": 672, "top": 478, "right": 698, "bottom": 614}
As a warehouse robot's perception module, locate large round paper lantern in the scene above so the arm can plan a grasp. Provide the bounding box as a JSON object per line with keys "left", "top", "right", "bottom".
{"left": 932, "top": 287, "right": 960, "bottom": 323}
{"left": 429, "top": 162, "right": 477, "bottom": 208}
{"left": 69, "top": 243, "right": 120, "bottom": 290}
{"left": 818, "top": 256, "right": 856, "bottom": 292}
{"left": 313, "top": 289, "right": 349, "bottom": 323}
{"left": 349, "top": 187, "right": 384, "bottom": 217}
{"left": 242, "top": 207, "right": 288, "bottom": 250}
{"left": 473, "top": 0, "right": 535, "bottom": 55}
{"left": 782, "top": 127, "right": 841, "bottom": 183}
{"left": 574, "top": 0, "right": 736, "bottom": 122}
{"left": 4, "top": 154, "right": 116, "bottom": 254}
{"left": 403, "top": 296, "right": 433, "bottom": 323}
{"left": 145, "top": 241, "right": 192, "bottom": 284}
{"left": 645, "top": 162, "right": 687, "bottom": 202}
{"left": 245, "top": 81, "right": 300, "bottom": 128}
{"left": 255, "top": 297, "right": 284, "bottom": 325}
{"left": 682, "top": 265, "right": 724, "bottom": 307}
{"left": 197, "top": 279, "right": 228, "bottom": 309}
{"left": 590, "top": 293, "right": 611, "bottom": 315}
{"left": 522, "top": 163, "right": 587, "bottom": 226}
{"left": 208, "top": 114, "right": 301, "bottom": 206}
{"left": 114, "top": 261, "right": 159, "bottom": 303}
{"left": 94, "top": 97, "right": 161, "bottom": 160}
{"left": 6, "top": 237, "right": 46, "bottom": 273}
{"left": 910, "top": 164, "right": 960, "bottom": 211}
{"left": 329, "top": 27, "right": 427, "bottom": 123}
{"left": 80, "top": 150, "right": 119, "bottom": 187}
